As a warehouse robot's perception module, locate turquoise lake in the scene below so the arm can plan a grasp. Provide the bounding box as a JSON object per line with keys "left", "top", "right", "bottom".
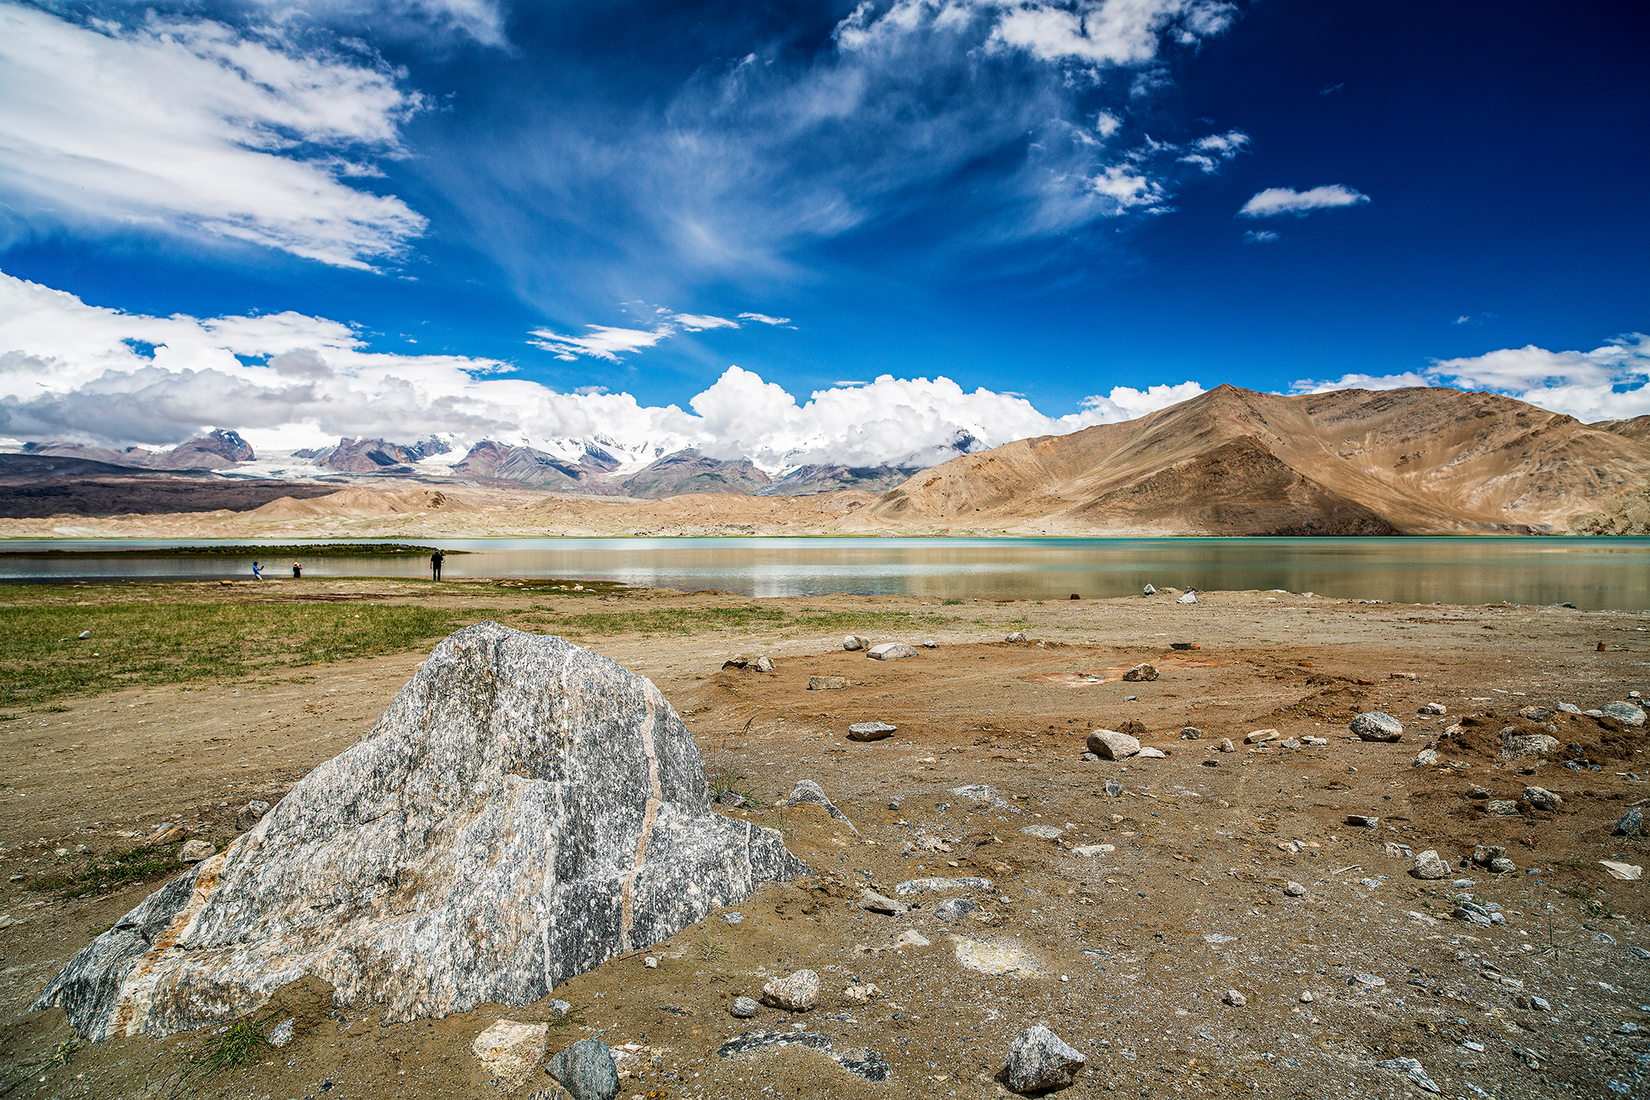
{"left": 1, "top": 537, "right": 1647, "bottom": 611}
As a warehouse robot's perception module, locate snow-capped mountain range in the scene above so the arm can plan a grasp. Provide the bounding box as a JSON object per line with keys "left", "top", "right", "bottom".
{"left": 6, "top": 428, "right": 981, "bottom": 497}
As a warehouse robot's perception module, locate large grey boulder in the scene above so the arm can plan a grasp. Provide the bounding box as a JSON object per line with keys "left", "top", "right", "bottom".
{"left": 1086, "top": 729, "right": 1141, "bottom": 760}
{"left": 1350, "top": 712, "right": 1404, "bottom": 742}
{"left": 35, "top": 622, "right": 805, "bottom": 1040}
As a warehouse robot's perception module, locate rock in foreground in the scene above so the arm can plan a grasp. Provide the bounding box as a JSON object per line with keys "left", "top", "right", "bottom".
{"left": 35, "top": 622, "right": 806, "bottom": 1040}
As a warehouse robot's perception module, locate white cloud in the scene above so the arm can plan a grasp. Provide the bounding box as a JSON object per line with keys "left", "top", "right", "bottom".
{"left": 528, "top": 306, "right": 782, "bottom": 362}
{"left": 1242, "top": 229, "right": 1279, "bottom": 244}
{"left": 0, "top": 269, "right": 1205, "bottom": 468}
{"left": 0, "top": 7, "right": 426, "bottom": 269}
{"left": 250, "top": 0, "right": 506, "bottom": 46}
{"left": 990, "top": 0, "right": 1237, "bottom": 67}
{"left": 1089, "top": 164, "right": 1168, "bottom": 214}
{"left": 1238, "top": 185, "right": 1370, "bottom": 218}
{"left": 1292, "top": 334, "right": 1650, "bottom": 423}
{"left": 1178, "top": 128, "right": 1249, "bottom": 173}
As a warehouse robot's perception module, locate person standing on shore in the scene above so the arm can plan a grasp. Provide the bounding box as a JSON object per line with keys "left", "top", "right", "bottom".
{"left": 430, "top": 549, "right": 444, "bottom": 581}
{"left": 251, "top": 561, "right": 264, "bottom": 581}
{"left": 292, "top": 562, "right": 302, "bottom": 579}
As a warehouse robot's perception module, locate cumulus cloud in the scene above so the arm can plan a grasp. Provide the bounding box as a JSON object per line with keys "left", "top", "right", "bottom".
{"left": 1178, "top": 129, "right": 1249, "bottom": 173}
{"left": 988, "top": 0, "right": 1238, "bottom": 66}
{"left": 0, "top": 7, "right": 426, "bottom": 269}
{"left": 1292, "top": 334, "right": 1650, "bottom": 423}
{"left": 1239, "top": 185, "right": 1370, "bottom": 218}
{"left": 0, "top": 270, "right": 1205, "bottom": 467}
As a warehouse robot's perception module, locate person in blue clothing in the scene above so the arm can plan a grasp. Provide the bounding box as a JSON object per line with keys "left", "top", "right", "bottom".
{"left": 251, "top": 561, "right": 264, "bottom": 581}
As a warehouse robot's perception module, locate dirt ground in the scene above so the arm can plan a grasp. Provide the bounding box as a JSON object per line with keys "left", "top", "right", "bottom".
{"left": 2, "top": 584, "right": 1648, "bottom": 1099}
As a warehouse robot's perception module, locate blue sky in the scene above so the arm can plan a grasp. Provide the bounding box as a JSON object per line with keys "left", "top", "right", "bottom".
{"left": 0, "top": 0, "right": 1646, "bottom": 465}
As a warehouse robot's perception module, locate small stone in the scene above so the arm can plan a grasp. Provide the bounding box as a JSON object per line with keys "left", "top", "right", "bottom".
{"left": 1071, "top": 844, "right": 1115, "bottom": 856}
{"left": 1121, "top": 663, "right": 1158, "bottom": 682}
{"left": 76, "top": 629, "right": 91, "bottom": 640}
{"left": 267, "top": 1017, "right": 295, "bottom": 1047}
{"left": 1222, "top": 989, "right": 1247, "bottom": 1007}
{"left": 807, "top": 675, "right": 848, "bottom": 691}
{"left": 1103, "top": 779, "right": 1124, "bottom": 797}
{"left": 1217, "top": 738, "right": 1235, "bottom": 752}
{"left": 1412, "top": 748, "right": 1441, "bottom": 767}
{"left": 1283, "top": 881, "right": 1307, "bottom": 898}
{"left": 1601, "top": 701, "right": 1647, "bottom": 727}
{"left": 1350, "top": 712, "right": 1404, "bottom": 742}
{"left": 760, "top": 969, "right": 821, "bottom": 1012}
{"left": 1417, "top": 703, "right": 1447, "bottom": 715}
{"left": 1499, "top": 730, "right": 1561, "bottom": 759}
{"left": 1002, "top": 1025, "right": 1086, "bottom": 1094}
{"left": 858, "top": 889, "right": 908, "bottom": 915}
{"left": 842, "top": 635, "right": 866, "bottom": 651}
{"left": 866, "top": 643, "right": 917, "bottom": 661}
{"left": 1489, "top": 857, "right": 1517, "bottom": 874}
{"left": 1299, "top": 991, "right": 1314, "bottom": 1003}
{"left": 1136, "top": 747, "right": 1167, "bottom": 759}
{"left": 842, "top": 982, "right": 882, "bottom": 1004}
{"left": 721, "top": 654, "right": 750, "bottom": 670}
{"left": 1180, "top": 726, "right": 1204, "bottom": 740}
{"left": 933, "top": 897, "right": 978, "bottom": 923}
{"left": 1176, "top": 590, "right": 1198, "bottom": 604}
{"left": 920, "top": 639, "right": 938, "bottom": 648}
{"left": 546, "top": 1039, "right": 620, "bottom": 1100}
{"left": 1612, "top": 806, "right": 1643, "bottom": 837}
{"left": 753, "top": 656, "right": 776, "bottom": 673}
{"left": 178, "top": 839, "right": 216, "bottom": 864}
{"left": 1517, "top": 705, "right": 1555, "bottom": 722}
{"left": 895, "top": 930, "right": 931, "bottom": 948}
{"left": 1302, "top": 736, "right": 1329, "bottom": 746}
{"left": 1485, "top": 799, "right": 1521, "bottom": 816}
{"left": 1345, "top": 815, "right": 1380, "bottom": 828}
{"left": 472, "top": 1019, "right": 550, "bottom": 1090}
{"left": 1377, "top": 1056, "right": 1440, "bottom": 1094}
{"left": 235, "top": 800, "right": 271, "bottom": 831}
{"left": 1004, "top": 631, "right": 1028, "bottom": 644}
{"left": 730, "top": 996, "right": 759, "bottom": 1018}
{"left": 894, "top": 875, "right": 992, "bottom": 896}
{"left": 847, "top": 721, "right": 897, "bottom": 742}
{"left": 1412, "top": 850, "right": 1450, "bottom": 879}
{"left": 1351, "top": 972, "right": 1386, "bottom": 987}
{"left": 1142, "top": 584, "right": 1156, "bottom": 596}
{"left": 1245, "top": 729, "right": 1279, "bottom": 744}
{"left": 1086, "top": 729, "right": 1141, "bottom": 760}
{"left": 148, "top": 822, "right": 185, "bottom": 845}
{"left": 1081, "top": 751, "right": 1099, "bottom": 762}
{"left": 1557, "top": 702, "right": 1582, "bottom": 714}
{"left": 643, "top": 956, "right": 658, "bottom": 969}
{"left": 1522, "top": 786, "right": 1562, "bottom": 812}
{"left": 1021, "top": 824, "right": 1063, "bottom": 840}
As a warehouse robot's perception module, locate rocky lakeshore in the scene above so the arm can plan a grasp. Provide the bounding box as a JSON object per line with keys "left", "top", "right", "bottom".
{"left": 0, "top": 583, "right": 1646, "bottom": 1098}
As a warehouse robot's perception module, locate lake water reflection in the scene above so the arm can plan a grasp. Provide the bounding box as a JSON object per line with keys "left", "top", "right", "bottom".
{"left": 1, "top": 537, "right": 1647, "bottom": 611}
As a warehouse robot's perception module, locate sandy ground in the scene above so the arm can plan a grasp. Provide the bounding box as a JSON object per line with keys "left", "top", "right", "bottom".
{"left": 2, "top": 585, "right": 1648, "bottom": 1099}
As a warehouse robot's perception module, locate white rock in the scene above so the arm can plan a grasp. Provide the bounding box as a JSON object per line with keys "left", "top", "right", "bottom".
{"left": 1135, "top": 747, "right": 1168, "bottom": 759}
{"left": 471, "top": 1019, "right": 549, "bottom": 1089}
{"left": 1350, "top": 712, "right": 1404, "bottom": 742}
{"left": 1411, "top": 850, "right": 1451, "bottom": 879}
{"left": 1085, "top": 729, "right": 1140, "bottom": 760}
{"left": 760, "top": 969, "right": 821, "bottom": 1012}
{"left": 866, "top": 642, "right": 917, "bottom": 660}
{"left": 1412, "top": 748, "right": 1441, "bottom": 767}
{"left": 1176, "top": 590, "right": 1198, "bottom": 604}
{"left": 842, "top": 635, "right": 865, "bottom": 651}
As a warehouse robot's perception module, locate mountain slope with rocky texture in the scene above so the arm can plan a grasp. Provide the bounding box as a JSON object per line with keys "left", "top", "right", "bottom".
{"left": 851, "top": 385, "right": 1650, "bottom": 535}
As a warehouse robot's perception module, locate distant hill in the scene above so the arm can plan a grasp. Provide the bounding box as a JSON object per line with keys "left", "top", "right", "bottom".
{"left": 850, "top": 385, "right": 1650, "bottom": 535}
{"left": 620, "top": 450, "right": 772, "bottom": 498}
{"left": 20, "top": 429, "right": 254, "bottom": 471}
{"left": 294, "top": 436, "right": 450, "bottom": 474}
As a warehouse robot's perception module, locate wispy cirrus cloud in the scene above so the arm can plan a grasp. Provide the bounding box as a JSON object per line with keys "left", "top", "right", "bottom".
{"left": 1239, "top": 184, "right": 1370, "bottom": 218}
{"left": 528, "top": 307, "right": 791, "bottom": 362}
{"left": 441, "top": 0, "right": 1252, "bottom": 318}
{"left": 0, "top": 6, "right": 426, "bottom": 269}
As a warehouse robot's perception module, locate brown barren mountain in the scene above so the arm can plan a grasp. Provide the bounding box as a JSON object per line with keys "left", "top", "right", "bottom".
{"left": 850, "top": 385, "right": 1650, "bottom": 535}
{"left": 2, "top": 385, "right": 1646, "bottom": 538}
